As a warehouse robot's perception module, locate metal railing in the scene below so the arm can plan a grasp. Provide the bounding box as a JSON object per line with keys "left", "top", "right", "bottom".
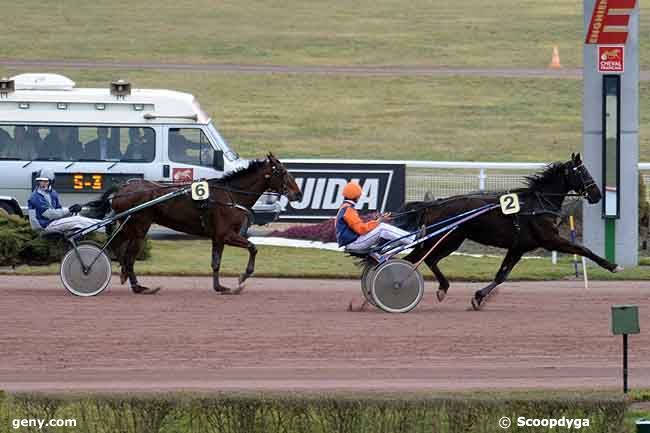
{"left": 406, "top": 162, "right": 650, "bottom": 202}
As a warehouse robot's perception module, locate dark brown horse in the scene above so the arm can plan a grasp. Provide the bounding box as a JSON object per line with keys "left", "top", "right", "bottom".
{"left": 397, "top": 153, "right": 623, "bottom": 310}
{"left": 92, "top": 154, "right": 301, "bottom": 294}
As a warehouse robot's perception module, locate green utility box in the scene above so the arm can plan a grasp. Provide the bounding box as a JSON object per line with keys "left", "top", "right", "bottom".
{"left": 611, "top": 305, "right": 640, "bottom": 335}
{"left": 637, "top": 419, "right": 650, "bottom": 433}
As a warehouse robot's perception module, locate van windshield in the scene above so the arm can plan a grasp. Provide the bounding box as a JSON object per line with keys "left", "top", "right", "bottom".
{"left": 207, "top": 122, "right": 239, "bottom": 161}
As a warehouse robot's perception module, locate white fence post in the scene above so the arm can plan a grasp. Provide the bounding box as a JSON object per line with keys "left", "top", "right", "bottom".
{"left": 479, "top": 168, "right": 486, "bottom": 191}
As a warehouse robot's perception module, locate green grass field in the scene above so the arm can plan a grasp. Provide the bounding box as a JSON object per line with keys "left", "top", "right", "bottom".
{"left": 5, "top": 240, "right": 650, "bottom": 280}
{"left": 3, "top": 0, "right": 650, "bottom": 69}
{"left": 2, "top": 68, "right": 650, "bottom": 162}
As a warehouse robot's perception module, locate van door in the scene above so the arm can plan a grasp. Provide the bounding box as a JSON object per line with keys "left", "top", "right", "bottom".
{"left": 164, "top": 126, "right": 222, "bottom": 182}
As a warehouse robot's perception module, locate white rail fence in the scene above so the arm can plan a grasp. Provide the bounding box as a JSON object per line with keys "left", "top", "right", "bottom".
{"left": 285, "top": 158, "right": 650, "bottom": 203}
{"left": 402, "top": 161, "right": 650, "bottom": 202}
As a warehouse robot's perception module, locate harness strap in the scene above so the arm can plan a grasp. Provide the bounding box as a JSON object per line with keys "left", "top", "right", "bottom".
{"left": 511, "top": 213, "right": 521, "bottom": 249}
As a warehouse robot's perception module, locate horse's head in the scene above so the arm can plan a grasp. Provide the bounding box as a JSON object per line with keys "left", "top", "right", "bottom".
{"left": 565, "top": 152, "right": 601, "bottom": 204}
{"left": 264, "top": 153, "right": 302, "bottom": 202}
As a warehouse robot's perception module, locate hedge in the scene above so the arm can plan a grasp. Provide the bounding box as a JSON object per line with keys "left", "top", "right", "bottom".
{"left": 0, "top": 392, "right": 627, "bottom": 433}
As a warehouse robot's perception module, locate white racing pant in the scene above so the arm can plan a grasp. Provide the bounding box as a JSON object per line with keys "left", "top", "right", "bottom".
{"left": 44, "top": 215, "right": 103, "bottom": 234}
{"left": 346, "top": 223, "right": 416, "bottom": 250}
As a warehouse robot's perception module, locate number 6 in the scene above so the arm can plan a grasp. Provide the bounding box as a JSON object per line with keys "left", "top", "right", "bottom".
{"left": 191, "top": 181, "right": 209, "bottom": 201}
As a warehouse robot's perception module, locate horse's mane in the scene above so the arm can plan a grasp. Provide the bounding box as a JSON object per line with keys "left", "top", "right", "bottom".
{"left": 219, "top": 159, "right": 268, "bottom": 183}
{"left": 524, "top": 162, "right": 565, "bottom": 191}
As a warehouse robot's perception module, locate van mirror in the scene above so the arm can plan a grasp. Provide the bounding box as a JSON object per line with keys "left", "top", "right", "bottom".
{"left": 213, "top": 150, "right": 224, "bottom": 171}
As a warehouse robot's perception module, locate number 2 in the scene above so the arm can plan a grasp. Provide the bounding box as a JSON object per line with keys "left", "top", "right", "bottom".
{"left": 499, "top": 193, "right": 520, "bottom": 215}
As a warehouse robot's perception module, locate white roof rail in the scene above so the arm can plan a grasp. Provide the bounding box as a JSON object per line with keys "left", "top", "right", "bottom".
{"left": 10, "top": 73, "right": 76, "bottom": 91}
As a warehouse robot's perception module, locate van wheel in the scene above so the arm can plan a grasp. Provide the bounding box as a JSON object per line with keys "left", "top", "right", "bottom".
{"left": 0, "top": 202, "right": 16, "bottom": 215}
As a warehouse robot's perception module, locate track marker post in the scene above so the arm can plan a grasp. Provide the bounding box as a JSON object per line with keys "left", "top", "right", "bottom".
{"left": 569, "top": 215, "right": 580, "bottom": 277}
{"left": 611, "top": 305, "right": 640, "bottom": 393}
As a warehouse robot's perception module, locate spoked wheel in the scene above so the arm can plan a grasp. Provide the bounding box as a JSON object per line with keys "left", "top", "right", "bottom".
{"left": 360, "top": 262, "right": 377, "bottom": 306}
{"left": 60, "top": 241, "right": 112, "bottom": 297}
{"left": 370, "top": 259, "right": 424, "bottom": 313}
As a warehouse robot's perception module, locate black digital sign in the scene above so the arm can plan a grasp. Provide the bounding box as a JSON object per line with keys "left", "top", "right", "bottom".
{"left": 32, "top": 172, "right": 143, "bottom": 193}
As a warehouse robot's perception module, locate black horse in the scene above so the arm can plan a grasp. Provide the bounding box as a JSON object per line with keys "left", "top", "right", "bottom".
{"left": 397, "top": 153, "right": 623, "bottom": 310}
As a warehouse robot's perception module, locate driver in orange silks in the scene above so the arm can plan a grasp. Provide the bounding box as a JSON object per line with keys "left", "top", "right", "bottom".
{"left": 335, "top": 182, "right": 424, "bottom": 249}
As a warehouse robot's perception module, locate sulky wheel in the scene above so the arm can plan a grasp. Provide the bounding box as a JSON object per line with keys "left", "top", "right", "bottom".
{"left": 360, "top": 262, "right": 378, "bottom": 306}
{"left": 60, "top": 241, "right": 112, "bottom": 297}
{"left": 370, "top": 258, "right": 424, "bottom": 313}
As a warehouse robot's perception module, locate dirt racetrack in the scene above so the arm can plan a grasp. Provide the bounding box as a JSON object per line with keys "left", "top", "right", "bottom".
{"left": 0, "top": 275, "right": 648, "bottom": 392}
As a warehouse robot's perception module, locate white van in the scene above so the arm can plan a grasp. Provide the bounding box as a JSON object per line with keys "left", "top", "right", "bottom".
{"left": 0, "top": 73, "right": 280, "bottom": 224}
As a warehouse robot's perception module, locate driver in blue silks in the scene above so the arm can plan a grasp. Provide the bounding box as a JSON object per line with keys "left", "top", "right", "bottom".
{"left": 28, "top": 168, "right": 101, "bottom": 234}
{"left": 335, "top": 181, "right": 425, "bottom": 250}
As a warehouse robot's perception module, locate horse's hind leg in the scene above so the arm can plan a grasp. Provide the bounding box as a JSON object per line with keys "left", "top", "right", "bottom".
{"left": 471, "top": 248, "right": 523, "bottom": 310}
{"left": 420, "top": 231, "right": 465, "bottom": 302}
{"left": 127, "top": 237, "right": 159, "bottom": 295}
{"left": 426, "top": 259, "right": 451, "bottom": 302}
{"left": 123, "top": 218, "right": 158, "bottom": 294}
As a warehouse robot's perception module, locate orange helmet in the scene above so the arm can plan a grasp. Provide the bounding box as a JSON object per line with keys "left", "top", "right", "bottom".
{"left": 342, "top": 182, "right": 363, "bottom": 200}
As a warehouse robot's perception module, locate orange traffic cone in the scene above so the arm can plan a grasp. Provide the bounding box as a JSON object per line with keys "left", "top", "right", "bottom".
{"left": 549, "top": 45, "right": 562, "bottom": 69}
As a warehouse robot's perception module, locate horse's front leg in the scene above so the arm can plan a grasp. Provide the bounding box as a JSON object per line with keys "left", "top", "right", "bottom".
{"left": 223, "top": 232, "right": 256, "bottom": 294}
{"left": 542, "top": 237, "right": 622, "bottom": 273}
{"left": 211, "top": 240, "right": 232, "bottom": 293}
{"left": 471, "top": 248, "right": 523, "bottom": 310}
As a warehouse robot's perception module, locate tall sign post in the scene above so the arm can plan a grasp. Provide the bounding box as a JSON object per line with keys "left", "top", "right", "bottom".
{"left": 583, "top": 0, "right": 639, "bottom": 266}
{"left": 611, "top": 304, "right": 640, "bottom": 393}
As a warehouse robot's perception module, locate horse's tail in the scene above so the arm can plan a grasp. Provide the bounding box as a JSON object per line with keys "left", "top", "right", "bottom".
{"left": 84, "top": 185, "right": 119, "bottom": 220}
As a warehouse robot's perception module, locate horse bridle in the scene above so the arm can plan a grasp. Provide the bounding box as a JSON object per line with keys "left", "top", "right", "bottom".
{"left": 264, "top": 164, "right": 291, "bottom": 196}
{"left": 569, "top": 162, "right": 597, "bottom": 198}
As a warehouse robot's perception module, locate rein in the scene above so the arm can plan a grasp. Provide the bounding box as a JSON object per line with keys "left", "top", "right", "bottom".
{"left": 88, "top": 177, "right": 284, "bottom": 203}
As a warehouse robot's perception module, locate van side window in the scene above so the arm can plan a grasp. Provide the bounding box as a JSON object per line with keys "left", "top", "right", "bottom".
{"left": 0, "top": 124, "right": 155, "bottom": 162}
{"left": 121, "top": 127, "right": 155, "bottom": 162}
{"left": 0, "top": 125, "right": 47, "bottom": 161}
{"left": 168, "top": 128, "right": 214, "bottom": 167}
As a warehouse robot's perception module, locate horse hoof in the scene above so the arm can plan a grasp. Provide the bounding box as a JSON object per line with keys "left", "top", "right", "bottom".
{"left": 348, "top": 300, "right": 367, "bottom": 312}
{"left": 214, "top": 286, "right": 232, "bottom": 294}
{"left": 613, "top": 265, "right": 624, "bottom": 273}
{"left": 238, "top": 272, "right": 252, "bottom": 285}
{"left": 436, "top": 290, "right": 447, "bottom": 302}
{"left": 131, "top": 285, "right": 160, "bottom": 295}
{"left": 471, "top": 296, "right": 482, "bottom": 311}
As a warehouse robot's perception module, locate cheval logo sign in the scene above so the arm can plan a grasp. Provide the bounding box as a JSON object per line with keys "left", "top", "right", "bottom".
{"left": 598, "top": 46, "right": 624, "bottom": 73}
{"left": 172, "top": 167, "right": 194, "bottom": 182}
{"left": 279, "top": 162, "right": 406, "bottom": 221}
{"left": 585, "top": 0, "right": 636, "bottom": 45}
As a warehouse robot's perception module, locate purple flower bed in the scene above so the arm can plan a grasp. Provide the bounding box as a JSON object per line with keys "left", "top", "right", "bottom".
{"left": 270, "top": 212, "right": 379, "bottom": 243}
